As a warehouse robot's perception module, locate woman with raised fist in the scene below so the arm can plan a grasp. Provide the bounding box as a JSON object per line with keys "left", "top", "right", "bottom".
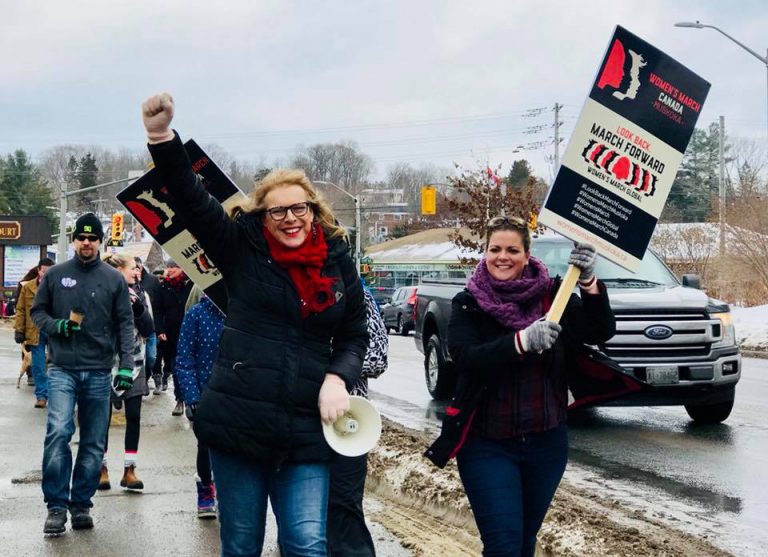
{"left": 141, "top": 93, "right": 368, "bottom": 557}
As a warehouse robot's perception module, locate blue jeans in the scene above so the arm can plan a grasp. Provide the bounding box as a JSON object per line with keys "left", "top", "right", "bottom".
{"left": 457, "top": 424, "right": 568, "bottom": 557}
{"left": 31, "top": 332, "right": 48, "bottom": 401}
{"left": 42, "top": 367, "right": 112, "bottom": 510}
{"left": 145, "top": 333, "right": 157, "bottom": 376}
{"left": 210, "top": 449, "right": 329, "bottom": 557}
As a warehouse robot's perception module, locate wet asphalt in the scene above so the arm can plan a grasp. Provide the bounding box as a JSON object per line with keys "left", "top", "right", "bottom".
{"left": 0, "top": 327, "right": 409, "bottom": 557}
{"left": 374, "top": 334, "right": 768, "bottom": 557}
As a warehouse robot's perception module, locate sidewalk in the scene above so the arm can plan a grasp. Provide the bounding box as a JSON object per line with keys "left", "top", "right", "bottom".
{"left": 0, "top": 324, "right": 409, "bottom": 556}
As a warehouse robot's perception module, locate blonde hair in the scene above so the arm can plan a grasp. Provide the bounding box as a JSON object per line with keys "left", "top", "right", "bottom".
{"left": 102, "top": 253, "right": 131, "bottom": 269}
{"left": 233, "top": 169, "right": 348, "bottom": 240}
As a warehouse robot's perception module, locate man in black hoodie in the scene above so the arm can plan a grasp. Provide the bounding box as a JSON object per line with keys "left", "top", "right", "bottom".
{"left": 153, "top": 259, "right": 193, "bottom": 415}
{"left": 31, "top": 213, "right": 134, "bottom": 535}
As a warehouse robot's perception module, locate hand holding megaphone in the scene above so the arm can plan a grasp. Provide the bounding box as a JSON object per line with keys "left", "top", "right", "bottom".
{"left": 323, "top": 396, "right": 382, "bottom": 457}
{"left": 319, "top": 374, "right": 350, "bottom": 425}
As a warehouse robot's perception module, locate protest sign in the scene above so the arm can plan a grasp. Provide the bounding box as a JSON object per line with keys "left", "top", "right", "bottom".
{"left": 539, "top": 25, "right": 710, "bottom": 272}
{"left": 117, "top": 141, "right": 246, "bottom": 312}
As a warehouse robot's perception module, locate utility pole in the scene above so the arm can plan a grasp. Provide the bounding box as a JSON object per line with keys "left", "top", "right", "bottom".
{"left": 718, "top": 115, "right": 726, "bottom": 255}
{"left": 553, "top": 102, "right": 563, "bottom": 175}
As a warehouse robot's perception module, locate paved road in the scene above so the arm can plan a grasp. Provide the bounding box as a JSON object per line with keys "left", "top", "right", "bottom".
{"left": 372, "top": 334, "right": 768, "bottom": 557}
{"left": 0, "top": 326, "right": 409, "bottom": 557}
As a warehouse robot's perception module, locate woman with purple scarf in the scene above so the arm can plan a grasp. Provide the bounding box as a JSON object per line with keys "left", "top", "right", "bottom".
{"left": 427, "top": 215, "right": 612, "bottom": 557}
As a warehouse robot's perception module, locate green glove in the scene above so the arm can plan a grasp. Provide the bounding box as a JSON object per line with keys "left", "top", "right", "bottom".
{"left": 113, "top": 368, "right": 133, "bottom": 392}
{"left": 56, "top": 319, "right": 81, "bottom": 338}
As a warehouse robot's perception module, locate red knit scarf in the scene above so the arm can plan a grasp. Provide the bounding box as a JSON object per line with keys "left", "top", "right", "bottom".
{"left": 263, "top": 224, "right": 337, "bottom": 319}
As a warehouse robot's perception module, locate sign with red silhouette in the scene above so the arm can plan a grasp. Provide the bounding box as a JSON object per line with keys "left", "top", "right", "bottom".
{"left": 538, "top": 26, "right": 710, "bottom": 271}
{"left": 117, "top": 140, "right": 246, "bottom": 312}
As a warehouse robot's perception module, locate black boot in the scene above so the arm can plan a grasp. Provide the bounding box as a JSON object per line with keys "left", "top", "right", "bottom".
{"left": 43, "top": 508, "right": 67, "bottom": 535}
{"left": 70, "top": 507, "right": 93, "bottom": 530}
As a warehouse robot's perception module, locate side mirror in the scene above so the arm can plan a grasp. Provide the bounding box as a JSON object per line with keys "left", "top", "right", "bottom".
{"left": 681, "top": 274, "right": 701, "bottom": 289}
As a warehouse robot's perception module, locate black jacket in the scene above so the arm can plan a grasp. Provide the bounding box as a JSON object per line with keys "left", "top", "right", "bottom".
{"left": 148, "top": 133, "right": 368, "bottom": 464}
{"left": 31, "top": 257, "right": 134, "bottom": 371}
{"left": 154, "top": 279, "right": 193, "bottom": 341}
{"left": 425, "top": 279, "right": 642, "bottom": 468}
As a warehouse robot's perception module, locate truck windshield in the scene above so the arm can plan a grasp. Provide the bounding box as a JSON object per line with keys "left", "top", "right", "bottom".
{"left": 531, "top": 239, "right": 679, "bottom": 288}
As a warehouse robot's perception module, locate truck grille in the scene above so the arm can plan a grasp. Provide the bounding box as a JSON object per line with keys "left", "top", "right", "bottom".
{"left": 604, "top": 310, "right": 715, "bottom": 362}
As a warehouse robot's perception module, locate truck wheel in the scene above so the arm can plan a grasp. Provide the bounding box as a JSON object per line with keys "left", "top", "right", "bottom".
{"left": 425, "top": 336, "right": 455, "bottom": 400}
{"left": 684, "top": 397, "right": 734, "bottom": 424}
{"left": 395, "top": 314, "right": 403, "bottom": 335}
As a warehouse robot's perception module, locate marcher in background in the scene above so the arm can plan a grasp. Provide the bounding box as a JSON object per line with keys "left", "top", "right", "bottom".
{"left": 14, "top": 258, "right": 54, "bottom": 407}
{"left": 142, "top": 92, "right": 368, "bottom": 557}
{"left": 135, "top": 256, "right": 159, "bottom": 394}
{"left": 153, "top": 259, "right": 193, "bottom": 414}
{"left": 175, "top": 294, "right": 225, "bottom": 519}
{"left": 426, "top": 216, "right": 613, "bottom": 557}
{"left": 327, "top": 281, "right": 388, "bottom": 557}
{"left": 14, "top": 263, "right": 48, "bottom": 386}
{"left": 99, "top": 254, "right": 154, "bottom": 492}
{"left": 31, "top": 213, "right": 134, "bottom": 535}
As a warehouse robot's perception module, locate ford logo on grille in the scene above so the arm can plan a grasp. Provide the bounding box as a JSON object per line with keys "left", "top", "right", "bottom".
{"left": 644, "top": 325, "right": 673, "bottom": 340}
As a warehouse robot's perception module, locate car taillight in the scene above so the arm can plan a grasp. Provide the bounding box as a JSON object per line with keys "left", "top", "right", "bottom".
{"left": 411, "top": 291, "right": 418, "bottom": 322}
{"left": 407, "top": 288, "right": 418, "bottom": 306}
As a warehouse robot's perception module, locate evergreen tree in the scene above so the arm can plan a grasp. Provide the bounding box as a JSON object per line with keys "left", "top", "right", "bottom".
{"left": 665, "top": 123, "right": 731, "bottom": 222}
{"left": 74, "top": 153, "right": 99, "bottom": 212}
{"left": 507, "top": 159, "right": 533, "bottom": 189}
{"left": 0, "top": 150, "right": 56, "bottom": 229}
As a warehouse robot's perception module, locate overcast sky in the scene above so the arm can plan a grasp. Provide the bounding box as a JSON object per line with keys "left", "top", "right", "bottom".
{"left": 2, "top": 0, "right": 766, "bottom": 182}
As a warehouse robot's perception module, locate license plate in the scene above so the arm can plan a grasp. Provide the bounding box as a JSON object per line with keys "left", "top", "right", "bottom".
{"left": 647, "top": 366, "right": 679, "bottom": 384}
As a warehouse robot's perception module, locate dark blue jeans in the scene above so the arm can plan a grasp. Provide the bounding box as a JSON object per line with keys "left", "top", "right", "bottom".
{"left": 210, "top": 449, "right": 329, "bottom": 557}
{"left": 31, "top": 332, "right": 48, "bottom": 401}
{"left": 42, "top": 367, "right": 112, "bottom": 510}
{"left": 457, "top": 424, "right": 568, "bottom": 557}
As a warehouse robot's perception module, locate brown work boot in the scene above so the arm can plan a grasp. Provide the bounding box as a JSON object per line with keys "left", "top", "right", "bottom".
{"left": 120, "top": 465, "right": 144, "bottom": 490}
{"left": 34, "top": 399, "right": 47, "bottom": 409}
{"left": 98, "top": 464, "right": 111, "bottom": 490}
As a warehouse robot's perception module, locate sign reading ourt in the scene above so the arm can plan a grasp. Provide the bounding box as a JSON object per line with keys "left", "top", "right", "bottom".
{"left": 117, "top": 141, "right": 246, "bottom": 312}
{"left": 0, "top": 221, "right": 21, "bottom": 240}
{"left": 539, "top": 26, "right": 710, "bottom": 271}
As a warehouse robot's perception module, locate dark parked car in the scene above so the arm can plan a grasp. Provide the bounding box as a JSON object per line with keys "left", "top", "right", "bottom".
{"left": 368, "top": 286, "right": 395, "bottom": 310}
{"left": 382, "top": 286, "right": 418, "bottom": 335}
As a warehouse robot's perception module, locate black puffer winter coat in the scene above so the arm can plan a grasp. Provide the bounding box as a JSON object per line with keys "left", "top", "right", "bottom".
{"left": 148, "top": 134, "right": 368, "bottom": 463}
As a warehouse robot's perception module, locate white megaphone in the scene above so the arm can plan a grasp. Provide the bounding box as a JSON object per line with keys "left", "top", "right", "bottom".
{"left": 322, "top": 396, "right": 382, "bottom": 457}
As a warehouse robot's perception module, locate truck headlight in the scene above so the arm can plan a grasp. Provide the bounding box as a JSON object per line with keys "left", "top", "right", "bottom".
{"left": 710, "top": 312, "right": 735, "bottom": 346}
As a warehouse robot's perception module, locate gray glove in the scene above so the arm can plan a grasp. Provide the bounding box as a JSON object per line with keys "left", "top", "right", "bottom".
{"left": 568, "top": 242, "right": 596, "bottom": 282}
{"left": 517, "top": 319, "right": 562, "bottom": 353}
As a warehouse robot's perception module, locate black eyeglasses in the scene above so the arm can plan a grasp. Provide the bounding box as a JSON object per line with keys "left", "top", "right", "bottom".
{"left": 487, "top": 216, "right": 527, "bottom": 229}
{"left": 265, "top": 202, "right": 313, "bottom": 221}
{"left": 75, "top": 234, "right": 99, "bottom": 242}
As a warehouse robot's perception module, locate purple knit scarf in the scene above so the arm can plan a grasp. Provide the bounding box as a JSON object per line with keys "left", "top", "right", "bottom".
{"left": 466, "top": 256, "right": 551, "bottom": 329}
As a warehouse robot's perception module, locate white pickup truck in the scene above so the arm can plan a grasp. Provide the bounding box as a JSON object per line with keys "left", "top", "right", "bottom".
{"left": 413, "top": 235, "right": 741, "bottom": 424}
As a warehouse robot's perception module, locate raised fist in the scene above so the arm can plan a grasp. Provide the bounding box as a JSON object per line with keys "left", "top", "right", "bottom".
{"left": 142, "top": 92, "right": 175, "bottom": 143}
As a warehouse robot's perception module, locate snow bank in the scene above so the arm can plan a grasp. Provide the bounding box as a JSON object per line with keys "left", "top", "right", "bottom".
{"left": 732, "top": 304, "right": 768, "bottom": 350}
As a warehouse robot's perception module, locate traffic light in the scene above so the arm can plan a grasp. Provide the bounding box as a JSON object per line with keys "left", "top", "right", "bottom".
{"left": 421, "top": 185, "right": 436, "bottom": 215}
{"left": 112, "top": 213, "right": 124, "bottom": 241}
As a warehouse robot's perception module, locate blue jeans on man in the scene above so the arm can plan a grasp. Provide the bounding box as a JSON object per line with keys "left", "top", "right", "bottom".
{"left": 210, "top": 449, "right": 329, "bottom": 557}
{"left": 456, "top": 423, "right": 568, "bottom": 557}
{"left": 30, "top": 332, "right": 48, "bottom": 401}
{"left": 42, "top": 367, "right": 112, "bottom": 510}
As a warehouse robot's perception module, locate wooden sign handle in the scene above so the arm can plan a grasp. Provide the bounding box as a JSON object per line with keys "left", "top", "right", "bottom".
{"left": 546, "top": 264, "right": 581, "bottom": 324}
